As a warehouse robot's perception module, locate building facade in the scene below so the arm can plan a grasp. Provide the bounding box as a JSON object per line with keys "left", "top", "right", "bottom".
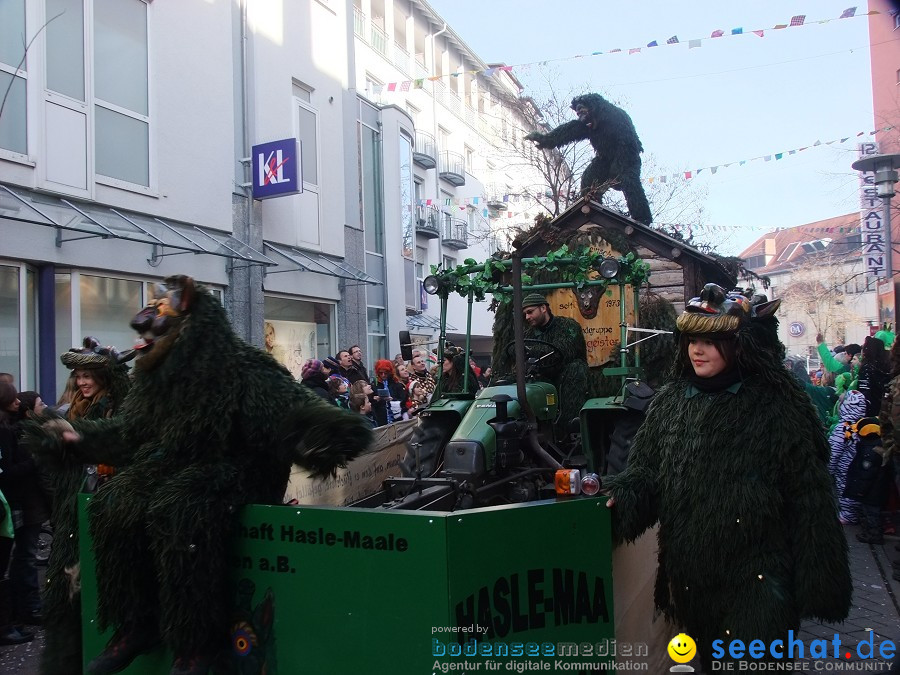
{"left": 0, "top": 0, "right": 549, "bottom": 398}
{"left": 738, "top": 214, "right": 878, "bottom": 364}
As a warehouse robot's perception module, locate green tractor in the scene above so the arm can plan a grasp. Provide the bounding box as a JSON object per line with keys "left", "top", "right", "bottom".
{"left": 354, "top": 243, "right": 664, "bottom": 512}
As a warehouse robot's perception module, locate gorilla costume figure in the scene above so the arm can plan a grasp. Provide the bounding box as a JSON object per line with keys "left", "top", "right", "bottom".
{"left": 525, "top": 93, "right": 653, "bottom": 225}
{"left": 34, "top": 275, "right": 372, "bottom": 675}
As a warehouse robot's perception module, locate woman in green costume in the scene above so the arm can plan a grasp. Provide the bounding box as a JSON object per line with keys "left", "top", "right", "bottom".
{"left": 38, "top": 339, "right": 131, "bottom": 674}
{"left": 605, "top": 284, "right": 851, "bottom": 672}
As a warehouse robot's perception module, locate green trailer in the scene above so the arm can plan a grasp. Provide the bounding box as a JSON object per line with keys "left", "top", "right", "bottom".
{"left": 79, "top": 494, "right": 615, "bottom": 673}
{"left": 77, "top": 245, "right": 671, "bottom": 673}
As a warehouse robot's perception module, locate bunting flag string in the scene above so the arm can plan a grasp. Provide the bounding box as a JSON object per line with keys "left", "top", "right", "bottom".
{"left": 414, "top": 125, "right": 893, "bottom": 210}
{"left": 643, "top": 125, "right": 893, "bottom": 185}
{"left": 656, "top": 221, "right": 861, "bottom": 234}
{"left": 372, "top": 7, "right": 872, "bottom": 96}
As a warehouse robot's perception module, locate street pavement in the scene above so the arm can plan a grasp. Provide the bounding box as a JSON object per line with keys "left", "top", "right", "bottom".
{"left": 797, "top": 523, "right": 900, "bottom": 672}
{"left": 3, "top": 524, "right": 900, "bottom": 674}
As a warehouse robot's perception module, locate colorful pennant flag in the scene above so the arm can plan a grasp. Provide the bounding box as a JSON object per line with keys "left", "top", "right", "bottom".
{"left": 374, "top": 7, "right": 872, "bottom": 96}
{"left": 400, "top": 81, "right": 410, "bottom": 92}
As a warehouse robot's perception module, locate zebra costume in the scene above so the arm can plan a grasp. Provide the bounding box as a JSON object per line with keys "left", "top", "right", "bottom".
{"left": 828, "top": 390, "right": 868, "bottom": 523}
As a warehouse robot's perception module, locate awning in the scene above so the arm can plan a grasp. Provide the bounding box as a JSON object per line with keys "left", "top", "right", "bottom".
{"left": 0, "top": 182, "right": 275, "bottom": 266}
{"left": 264, "top": 242, "right": 379, "bottom": 286}
{"left": 406, "top": 313, "right": 456, "bottom": 331}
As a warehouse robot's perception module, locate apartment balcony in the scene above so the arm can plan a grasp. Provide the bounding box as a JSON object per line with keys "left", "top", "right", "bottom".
{"left": 443, "top": 216, "right": 468, "bottom": 250}
{"left": 370, "top": 22, "right": 388, "bottom": 56}
{"left": 393, "top": 44, "right": 410, "bottom": 74}
{"left": 485, "top": 184, "right": 508, "bottom": 210}
{"left": 416, "top": 205, "right": 440, "bottom": 239}
{"left": 413, "top": 131, "right": 437, "bottom": 169}
{"left": 439, "top": 151, "right": 465, "bottom": 186}
{"left": 353, "top": 7, "right": 365, "bottom": 37}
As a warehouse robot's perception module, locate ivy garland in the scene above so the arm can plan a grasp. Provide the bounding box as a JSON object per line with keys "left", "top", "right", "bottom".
{"left": 429, "top": 244, "right": 651, "bottom": 302}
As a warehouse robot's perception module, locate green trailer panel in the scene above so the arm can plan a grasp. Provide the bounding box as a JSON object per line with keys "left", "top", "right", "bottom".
{"left": 79, "top": 494, "right": 612, "bottom": 674}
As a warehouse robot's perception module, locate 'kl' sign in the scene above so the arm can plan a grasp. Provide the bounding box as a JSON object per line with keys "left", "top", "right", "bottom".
{"left": 251, "top": 138, "right": 301, "bottom": 200}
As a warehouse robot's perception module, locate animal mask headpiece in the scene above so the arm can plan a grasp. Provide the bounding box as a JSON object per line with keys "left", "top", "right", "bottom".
{"left": 130, "top": 275, "right": 197, "bottom": 371}
{"left": 61, "top": 336, "right": 132, "bottom": 370}
{"left": 676, "top": 283, "right": 781, "bottom": 339}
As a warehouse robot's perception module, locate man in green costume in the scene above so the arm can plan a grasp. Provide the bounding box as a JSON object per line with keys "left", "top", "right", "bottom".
{"left": 521, "top": 293, "right": 590, "bottom": 438}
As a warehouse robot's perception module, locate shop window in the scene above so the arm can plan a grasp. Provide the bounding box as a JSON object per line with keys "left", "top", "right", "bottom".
{"left": 264, "top": 296, "right": 334, "bottom": 380}
{"left": 0, "top": 266, "right": 21, "bottom": 382}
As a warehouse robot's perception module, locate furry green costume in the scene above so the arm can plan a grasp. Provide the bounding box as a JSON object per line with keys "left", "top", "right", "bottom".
{"left": 605, "top": 285, "right": 851, "bottom": 672}
{"left": 35, "top": 342, "right": 131, "bottom": 675}
{"left": 521, "top": 294, "right": 589, "bottom": 436}
{"left": 39, "top": 277, "right": 371, "bottom": 674}
{"left": 525, "top": 94, "right": 652, "bottom": 224}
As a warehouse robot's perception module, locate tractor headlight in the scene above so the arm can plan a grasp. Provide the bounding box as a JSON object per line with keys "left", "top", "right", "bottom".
{"left": 597, "top": 258, "right": 620, "bottom": 279}
{"left": 423, "top": 275, "right": 441, "bottom": 295}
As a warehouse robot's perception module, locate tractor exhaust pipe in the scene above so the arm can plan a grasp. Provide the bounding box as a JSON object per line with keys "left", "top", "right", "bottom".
{"left": 511, "top": 244, "right": 535, "bottom": 423}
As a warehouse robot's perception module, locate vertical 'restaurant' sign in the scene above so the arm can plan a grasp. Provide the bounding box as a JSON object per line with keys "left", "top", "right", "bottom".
{"left": 858, "top": 142, "right": 884, "bottom": 277}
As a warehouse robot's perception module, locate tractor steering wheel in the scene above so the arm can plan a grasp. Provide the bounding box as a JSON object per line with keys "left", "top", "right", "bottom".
{"left": 503, "top": 339, "right": 562, "bottom": 373}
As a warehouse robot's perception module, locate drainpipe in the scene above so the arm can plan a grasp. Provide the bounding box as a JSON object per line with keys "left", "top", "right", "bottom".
{"left": 236, "top": 0, "right": 260, "bottom": 344}
{"left": 431, "top": 22, "right": 447, "bottom": 270}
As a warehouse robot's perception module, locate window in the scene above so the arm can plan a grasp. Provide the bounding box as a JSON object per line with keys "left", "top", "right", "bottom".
{"left": 742, "top": 254, "right": 766, "bottom": 269}
{"left": 294, "top": 84, "right": 319, "bottom": 190}
{"left": 400, "top": 134, "right": 414, "bottom": 257}
{"left": 365, "top": 72, "right": 382, "bottom": 101}
{"left": 361, "top": 124, "right": 383, "bottom": 253}
{"left": 777, "top": 242, "right": 800, "bottom": 262}
{"left": 406, "top": 103, "right": 419, "bottom": 125}
{"left": 93, "top": 0, "right": 150, "bottom": 186}
{"left": 0, "top": 0, "right": 27, "bottom": 155}
{"left": 264, "top": 296, "right": 334, "bottom": 380}
{"left": 367, "top": 307, "right": 386, "bottom": 367}
{"left": 416, "top": 246, "right": 427, "bottom": 282}
{"left": 0, "top": 264, "right": 36, "bottom": 387}
{"left": 54, "top": 272, "right": 143, "bottom": 393}
{"left": 443, "top": 255, "right": 456, "bottom": 271}
{"left": 438, "top": 126, "right": 450, "bottom": 152}
{"left": 42, "top": 0, "right": 150, "bottom": 190}
{"left": 464, "top": 145, "right": 474, "bottom": 172}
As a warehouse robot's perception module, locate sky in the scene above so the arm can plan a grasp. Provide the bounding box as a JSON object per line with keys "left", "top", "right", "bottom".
{"left": 425, "top": 0, "right": 879, "bottom": 255}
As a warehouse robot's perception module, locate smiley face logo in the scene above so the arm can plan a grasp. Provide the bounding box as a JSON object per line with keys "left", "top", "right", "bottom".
{"left": 668, "top": 633, "right": 697, "bottom": 664}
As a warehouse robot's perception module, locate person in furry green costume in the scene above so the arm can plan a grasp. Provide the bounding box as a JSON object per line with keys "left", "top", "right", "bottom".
{"left": 39, "top": 276, "right": 372, "bottom": 675}
{"left": 35, "top": 340, "right": 132, "bottom": 675}
{"left": 605, "top": 284, "right": 851, "bottom": 673}
{"left": 521, "top": 293, "right": 589, "bottom": 437}
{"left": 524, "top": 94, "right": 652, "bottom": 224}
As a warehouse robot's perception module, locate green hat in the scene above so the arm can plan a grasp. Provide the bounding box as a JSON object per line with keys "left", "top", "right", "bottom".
{"left": 522, "top": 292, "right": 548, "bottom": 308}
{"left": 875, "top": 329, "right": 895, "bottom": 349}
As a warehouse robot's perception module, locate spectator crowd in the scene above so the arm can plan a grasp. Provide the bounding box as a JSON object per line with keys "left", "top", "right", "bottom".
{"left": 297, "top": 344, "right": 489, "bottom": 428}
{"left": 3, "top": 317, "right": 900, "bottom": 665}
